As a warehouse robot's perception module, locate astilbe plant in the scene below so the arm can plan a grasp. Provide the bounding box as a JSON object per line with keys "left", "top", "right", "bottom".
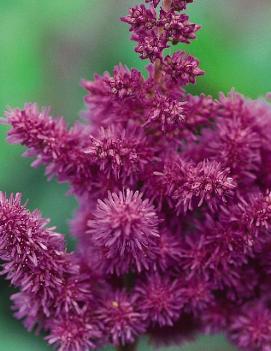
{"left": 1, "top": 1, "right": 271, "bottom": 350}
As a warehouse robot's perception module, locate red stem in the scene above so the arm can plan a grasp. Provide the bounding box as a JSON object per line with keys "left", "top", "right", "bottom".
{"left": 163, "top": 0, "right": 172, "bottom": 11}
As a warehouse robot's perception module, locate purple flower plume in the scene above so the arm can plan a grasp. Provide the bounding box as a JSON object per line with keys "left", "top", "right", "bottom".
{"left": 162, "top": 52, "right": 204, "bottom": 86}
{"left": 2, "top": 0, "right": 271, "bottom": 350}
{"left": 88, "top": 189, "right": 160, "bottom": 275}
{"left": 4, "top": 104, "right": 94, "bottom": 194}
{"left": 122, "top": 1, "right": 199, "bottom": 62}
{"left": 154, "top": 158, "right": 235, "bottom": 213}
{"left": 0, "top": 193, "right": 102, "bottom": 348}
{"left": 96, "top": 290, "right": 146, "bottom": 346}
{"left": 84, "top": 125, "right": 151, "bottom": 181}
{"left": 46, "top": 309, "right": 102, "bottom": 351}
{"left": 229, "top": 302, "right": 271, "bottom": 351}
{"left": 0, "top": 193, "right": 65, "bottom": 315}
{"left": 135, "top": 274, "right": 183, "bottom": 326}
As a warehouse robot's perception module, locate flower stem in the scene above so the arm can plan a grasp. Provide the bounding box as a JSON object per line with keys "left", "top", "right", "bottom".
{"left": 163, "top": 0, "right": 172, "bottom": 11}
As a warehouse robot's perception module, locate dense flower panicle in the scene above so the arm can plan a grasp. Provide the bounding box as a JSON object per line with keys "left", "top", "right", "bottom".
{"left": 4, "top": 105, "right": 96, "bottom": 194}
{"left": 203, "top": 212, "right": 253, "bottom": 254}
{"left": 207, "top": 115, "right": 261, "bottom": 180}
{"left": 5, "top": 104, "right": 68, "bottom": 155}
{"left": 11, "top": 291, "right": 46, "bottom": 331}
{"left": 217, "top": 91, "right": 249, "bottom": 121}
{"left": 46, "top": 310, "right": 102, "bottom": 351}
{"left": 70, "top": 197, "right": 97, "bottom": 239}
{"left": 96, "top": 290, "right": 146, "bottom": 346}
{"left": 173, "top": 160, "right": 236, "bottom": 213}
{"left": 203, "top": 227, "right": 250, "bottom": 275}
{"left": 88, "top": 189, "right": 160, "bottom": 274}
{"left": 0, "top": 192, "right": 65, "bottom": 294}
{"left": 177, "top": 234, "right": 209, "bottom": 277}
{"left": 3, "top": 0, "right": 271, "bottom": 350}
{"left": 123, "top": 0, "right": 199, "bottom": 62}
{"left": 183, "top": 94, "right": 216, "bottom": 129}
{"left": 144, "top": 63, "right": 185, "bottom": 101}
{"left": 238, "top": 192, "right": 271, "bottom": 231}
{"left": 83, "top": 56, "right": 202, "bottom": 134}
{"left": 162, "top": 52, "right": 204, "bottom": 86}
{"left": 178, "top": 213, "right": 263, "bottom": 289}
{"left": 0, "top": 192, "right": 101, "bottom": 344}
{"left": 84, "top": 125, "right": 151, "bottom": 181}
{"left": 144, "top": 94, "right": 185, "bottom": 132}
{"left": 82, "top": 65, "right": 144, "bottom": 125}
{"left": 53, "top": 274, "right": 94, "bottom": 316}
{"left": 133, "top": 31, "right": 169, "bottom": 62}
{"left": 159, "top": 10, "right": 200, "bottom": 44}
{"left": 135, "top": 275, "right": 183, "bottom": 326}
{"left": 86, "top": 65, "right": 144, "bottom": 102}
{"left": 143, "top": 155, "right": 185, "bottom": 209}
{"left": 179, "top": 276, "right": 215, "bottom": 313}
{"left": 228, "top": 302, "right": 271, "bottom": 351}
{"left": 155, "top": 158, "right": 235, "bottom": 213}
{"left": 221, "top": 191, "right": 271, "bottom": 245}
{"left": 121, "top": 4, "right": 157, "bottom": 32}
{"left": 141, "top": 163, "right": 176, "bottom": 211}
{"left": 154, "top": 229, "right": 183, "bottom": 271}
{"left": 224, "top": 264, "right": 260, "bottom": 302}
{"left": 208, "top": 91, "right": 271, "bottom": 182}
{"left": 102, "top": 66, "right": 143, "bottom": 101}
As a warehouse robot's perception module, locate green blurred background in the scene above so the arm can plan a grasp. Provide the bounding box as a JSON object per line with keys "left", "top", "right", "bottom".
{"left": 0, "top": 0, "right": 270, "bottom": 350}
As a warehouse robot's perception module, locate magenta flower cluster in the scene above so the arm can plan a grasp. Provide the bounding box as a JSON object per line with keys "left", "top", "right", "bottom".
{"left": 1, "top": 1, "right": 271, "bottom": 350}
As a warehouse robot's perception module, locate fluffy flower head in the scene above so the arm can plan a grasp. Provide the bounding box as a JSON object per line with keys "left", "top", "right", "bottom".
{"left": 97, "top": 290, "right": 146, "bottom": 346}
{"left": 88, "top": 189, "right": 160, "bottom": 274}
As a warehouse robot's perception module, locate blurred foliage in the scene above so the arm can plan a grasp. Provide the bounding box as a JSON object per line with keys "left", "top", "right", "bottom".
{"left": 0, "top": 0, "right": 270, "bottom": 350}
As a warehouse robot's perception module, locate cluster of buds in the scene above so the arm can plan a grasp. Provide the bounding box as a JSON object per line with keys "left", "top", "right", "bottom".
{"left": 1, "top": 1, "right": 271, "bottom": 351}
